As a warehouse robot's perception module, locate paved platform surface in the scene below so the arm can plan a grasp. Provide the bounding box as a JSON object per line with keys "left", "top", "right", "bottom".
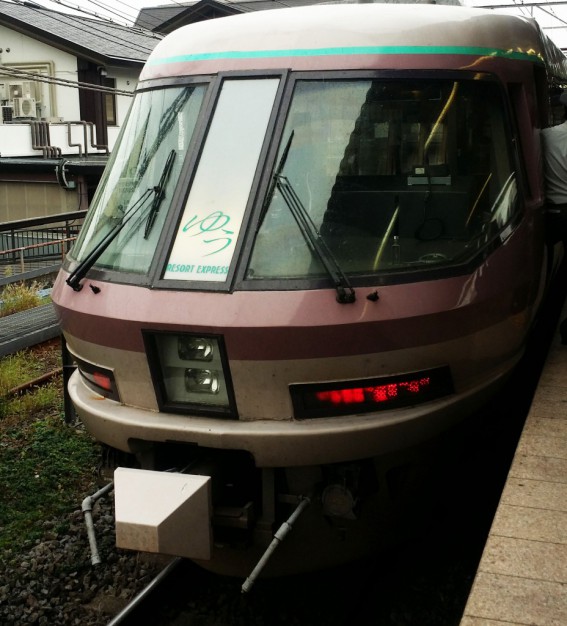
{"left": 460, "top": 306, "right": 567, "bottom": 625}
{"left": 0, "top": 303, "right": 60, "bottom": 357}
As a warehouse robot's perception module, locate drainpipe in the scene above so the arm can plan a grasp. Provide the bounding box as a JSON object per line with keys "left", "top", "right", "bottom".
{"left": 87, "top": 121, "right": 109, "bottom": 154}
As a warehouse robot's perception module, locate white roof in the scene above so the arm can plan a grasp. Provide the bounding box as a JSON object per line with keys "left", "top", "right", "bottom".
{"left": 140, "top": 3, "right": 552, "bottom": 80}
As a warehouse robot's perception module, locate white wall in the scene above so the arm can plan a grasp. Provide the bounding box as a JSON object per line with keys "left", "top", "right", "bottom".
{"left": 109, "top": 67, "right": 137, "bottom": 128}
{"left": 0, "top": 123, "right": 119, "bottom": 157}
{"left": 0, "top": 25, "right": 139, "bottom": 126}
{"left": 0, "top": 25, "right": 81, "bottom": 120}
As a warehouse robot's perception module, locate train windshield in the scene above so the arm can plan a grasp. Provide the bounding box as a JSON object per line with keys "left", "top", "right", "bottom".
{"left": 247, "top": 78, "right": 517, "bottom": 281}
{"left": 70, "top": 84, "right": 206, "bottom": 274}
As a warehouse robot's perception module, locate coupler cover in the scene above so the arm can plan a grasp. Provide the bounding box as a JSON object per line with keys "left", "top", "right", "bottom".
{"left": 114, "top": 468, "right": 212, "bottom": 560}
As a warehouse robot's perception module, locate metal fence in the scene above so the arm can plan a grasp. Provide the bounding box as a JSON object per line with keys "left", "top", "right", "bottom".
{"left": 0, "top": 210, "right": 86, "bottom": 285}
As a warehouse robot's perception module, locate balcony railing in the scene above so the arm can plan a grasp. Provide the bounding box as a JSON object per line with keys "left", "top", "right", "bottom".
{"left": 0, "top": 122, "right": 119, "bottom": 158}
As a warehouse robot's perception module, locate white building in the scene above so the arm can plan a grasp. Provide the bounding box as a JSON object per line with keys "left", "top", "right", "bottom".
{"left": 0, "top": 0, "right": 160, "bottom": 221}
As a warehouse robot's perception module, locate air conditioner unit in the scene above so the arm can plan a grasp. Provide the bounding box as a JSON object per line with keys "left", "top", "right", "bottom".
{"left": 13, "top": 97, "right": 37, "bottom": 118}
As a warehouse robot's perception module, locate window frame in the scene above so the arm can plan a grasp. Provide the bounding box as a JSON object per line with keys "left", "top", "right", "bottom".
{"left": 235, "top": 69, "right": 523, "bottom": 292}
{"left": 64, "top": 69, "right": 523, "bottom": 292}
{"left": 68, "top": 75, "right": 215, "bottom": 288}
{"left": 150, "top": 69, "right": 289, "bottom": 292}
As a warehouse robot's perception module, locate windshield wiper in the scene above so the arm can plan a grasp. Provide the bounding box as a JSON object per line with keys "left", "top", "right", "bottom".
{"left": 144, "top": 149, "right": 176, "bottom": 239}
{"left": 257, "top": 130, "right": 294, "bottom": 227}
{"left": 66, "top": 187, "right": 155, "bottom": 292}
{"left": 66, "top": 152, "right": 179, "bottom": 292}
{"left": 276, "top": 174, "right": 356, "bottom": 304}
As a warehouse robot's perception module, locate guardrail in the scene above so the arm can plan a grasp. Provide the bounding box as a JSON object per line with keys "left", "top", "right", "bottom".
{"left": 0, "top": 211, "right": 85, "bottom": 285}
{"left": 0, "top": 236, "right": 76, "bottom": 274}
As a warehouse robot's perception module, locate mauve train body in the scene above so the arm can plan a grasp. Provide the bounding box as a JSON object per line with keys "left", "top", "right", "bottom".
{"left": 52, "top": 3, "right": 567, "bottom": 579}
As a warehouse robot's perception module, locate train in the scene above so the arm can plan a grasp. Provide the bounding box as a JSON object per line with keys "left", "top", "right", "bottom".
{"left": 52, "top": 1, "right": 567, "bottom": 583}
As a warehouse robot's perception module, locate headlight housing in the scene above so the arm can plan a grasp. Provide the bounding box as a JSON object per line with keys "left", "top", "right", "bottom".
{"left": 144, "top": 331, "right": 237, "bottom": 418}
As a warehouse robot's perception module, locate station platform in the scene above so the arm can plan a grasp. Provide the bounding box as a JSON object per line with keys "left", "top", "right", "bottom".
{"left": 0, "top": 302, "right": 60, "bottom": 357}
{"left": 460, "top": 305, "right": 567, "bottom": 625}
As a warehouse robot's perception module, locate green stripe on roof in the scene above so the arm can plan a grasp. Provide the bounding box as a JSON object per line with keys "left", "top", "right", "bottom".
{"left": 149, "top": 45, "right": 544, "bottom": 65}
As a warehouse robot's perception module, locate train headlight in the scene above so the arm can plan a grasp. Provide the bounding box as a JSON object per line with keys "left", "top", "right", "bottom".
{"left": 178, "top": 336, "right": 214, "bottom": 362}
{"left": 185, "top": 368, "right": 219, "bottom": 394}
{"left": 144, "top": 332, "right": 236, "bottom": 418}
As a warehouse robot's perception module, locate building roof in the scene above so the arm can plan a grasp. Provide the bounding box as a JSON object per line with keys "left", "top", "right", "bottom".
{"left": 136, "top": 0, "right": 462, "bottom": 33}
{"left": 135, "top": 2, "right": 194, "bottom": 31}
{"left": 0, "top": 0, "right": 161, "bottom": 67}
{"left": 136, "top": 0, "right": 343, "bottom": 33}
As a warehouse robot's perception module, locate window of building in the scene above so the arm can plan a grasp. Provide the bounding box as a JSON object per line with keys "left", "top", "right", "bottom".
{"left": 0, "top": 62, "right": 55, "bottom": 120}
{"left": 104, "top": 77, "right": 117, "bottom": 126}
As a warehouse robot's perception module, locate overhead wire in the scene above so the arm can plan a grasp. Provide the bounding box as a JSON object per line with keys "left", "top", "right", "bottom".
{"left": 44, "top": 0, "right": 138, "bottom": 25}
{"left": 36, "top": 0, "right": 163, "bottom": 30}
{"left": 11, "top": 0, "right": 299, "bottom": 38}
{"left": 6, "top": 0, "right": 161, "bottom": 56}
{"left": 34, "top": 0, "right": 194, "bottom": 30}
{"left": 535, "top": 0, "right": 567, "bottom": 29}
{"left": 537, "top": 3, "right": 567, "bottom": 27}
{"left": 0, "top": 64, "right": 136, "bottom": 97}
{"left": 60, "top": 0, "right": 296, "bottom": 28}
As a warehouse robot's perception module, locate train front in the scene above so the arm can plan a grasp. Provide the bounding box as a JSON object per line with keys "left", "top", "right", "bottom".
{"left": 52, "top": 5, "right": 549, "bottom": 578}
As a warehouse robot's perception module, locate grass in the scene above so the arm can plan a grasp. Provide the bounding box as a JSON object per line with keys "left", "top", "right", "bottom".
{"left": 0, "top": 343, "right": 100, "bottom": 553}
{"left": 0, "top": 280, "right": 43, "bottom": 317}
{"left": 0, "top": 347, "right": 60, "bottom": 397}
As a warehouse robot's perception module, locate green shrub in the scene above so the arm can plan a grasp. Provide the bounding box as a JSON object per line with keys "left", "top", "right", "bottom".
{"left": 0, "top": 281, "right": 42, "bottom": 317}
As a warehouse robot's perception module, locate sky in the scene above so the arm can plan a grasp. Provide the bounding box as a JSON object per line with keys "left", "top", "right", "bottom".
{"left": 465, "top": 0, "right": 567, "bottom": 48}
{"left": 22, "top": 0, "right": 567, "bottom": 48}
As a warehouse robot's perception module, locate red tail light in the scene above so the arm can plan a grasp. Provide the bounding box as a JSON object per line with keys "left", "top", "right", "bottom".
{"left": 290, "top": 366, "right": 453, "bottom": 419}
{"left": 75, "top": 357, "right": 119, "bottom": 401}
{"left": 92, "top": 371, "right": 113, "bottom": 392}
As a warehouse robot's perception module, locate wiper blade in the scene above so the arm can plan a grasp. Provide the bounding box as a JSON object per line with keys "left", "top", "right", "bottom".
{"left": 66, "top": 188, "right": 154, "bottom": 291}
{"left": 67, "top": 151, "right": 179, "bottom": 292}
{"left": 276, "top": 175, "right": 355, "bottom": 304}
{"left": 258, "top": 130, "right": 294, "bottom": 226}
{"left": 144, "top": 149, "right": 176, "bottom": 239}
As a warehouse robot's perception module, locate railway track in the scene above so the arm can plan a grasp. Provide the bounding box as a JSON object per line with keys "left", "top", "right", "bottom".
{"left": 4, "top": 366, "right": 62, "bottom": 397}
{"left": 0, "top": 337, "right": 63, "bottom": 396}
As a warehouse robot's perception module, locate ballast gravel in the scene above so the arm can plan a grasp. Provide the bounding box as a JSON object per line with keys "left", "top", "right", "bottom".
{"left": 0, "top": 494, "right": 164, "bottom": 625}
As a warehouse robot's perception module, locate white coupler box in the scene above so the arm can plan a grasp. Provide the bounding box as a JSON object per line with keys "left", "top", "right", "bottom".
{"left": 114, "top": 467, "right": 212, "bottom": 560}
